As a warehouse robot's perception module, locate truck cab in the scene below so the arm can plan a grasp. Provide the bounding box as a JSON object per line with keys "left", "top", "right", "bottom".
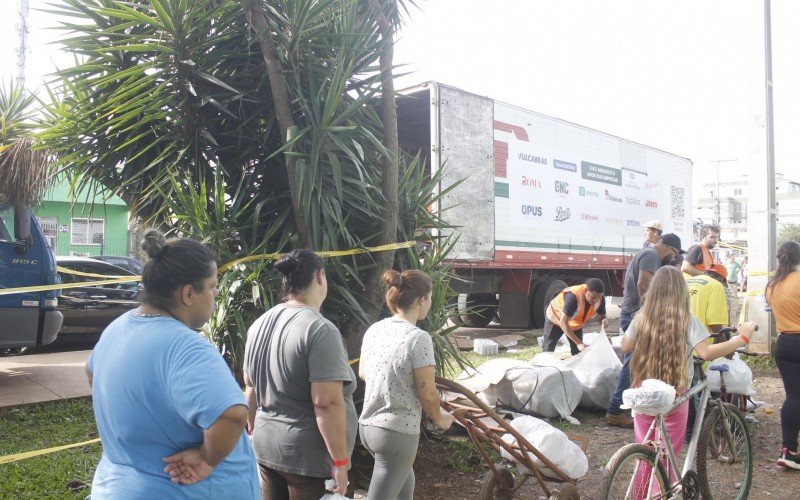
{"left": 0, "top": 204, "right": 63, "bottom": 353}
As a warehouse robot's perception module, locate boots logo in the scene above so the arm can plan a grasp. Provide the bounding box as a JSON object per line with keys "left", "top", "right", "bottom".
{"left": 521, "top": 176, "right": 542, "bottom": 188}
{"left": 555, "top": 181, "right": 569, "bottom": 194}
{"left": 554, "top": 206, "right": 571, "bottom": 222}
{"left": 646, "top": 200, "right": 658, "bottom": 208}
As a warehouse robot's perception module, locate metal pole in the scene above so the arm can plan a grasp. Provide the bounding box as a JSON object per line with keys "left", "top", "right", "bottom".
{"left": 16, "top": 0, "right": 30, "bottom": 89}
{"left": 764, "top": 0, "right": 777, "bottom": 346}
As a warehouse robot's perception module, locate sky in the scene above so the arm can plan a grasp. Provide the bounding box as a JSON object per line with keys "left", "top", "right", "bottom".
{"left": 3, "top": 0, "right": 799, "bottom": 195}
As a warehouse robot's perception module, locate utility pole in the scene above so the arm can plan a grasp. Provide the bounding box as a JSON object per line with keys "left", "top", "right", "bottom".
{"left": 16, "top": 0, "right": 30, "bottom": 89}
{"left": 708, "top": 158, "right": 737, "bottom": 225}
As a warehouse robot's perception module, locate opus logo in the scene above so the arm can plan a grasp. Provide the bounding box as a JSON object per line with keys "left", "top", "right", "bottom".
{"left": 554, "top": 206, "right": 571, "bottom": 222}
{"left": 521, "top": 176, "right": 542, "bottom": 188}
{"left": 604, "top": 190, "right": 623, "bottom": 203}
{"left": 625, "top": 196, "right": 641, "bottom": 205}
{"left": 521, "top": 205, "right": 543, "bottom": 216}
{"left": 555, "top": 181, "right": 569, "bottom": 194}
{"left": 646, "top": 200, "right": 658, "bottom": 208}
{"left": 627, "top": 220, "right": 641, "bottom": 227}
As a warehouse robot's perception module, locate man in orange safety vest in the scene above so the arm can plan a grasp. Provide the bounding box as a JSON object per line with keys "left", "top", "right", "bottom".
{"left": 543, "top": 278, "right": 608, "bottom": 355}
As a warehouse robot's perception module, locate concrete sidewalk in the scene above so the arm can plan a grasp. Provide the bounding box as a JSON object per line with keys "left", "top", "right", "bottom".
{"left": 0, "top": 350, "right": 91, "bottom": 407}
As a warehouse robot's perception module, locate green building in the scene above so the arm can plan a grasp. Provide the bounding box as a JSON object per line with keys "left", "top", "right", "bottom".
{"left": 34, "top": 176, "right": 130, "bottom": 257}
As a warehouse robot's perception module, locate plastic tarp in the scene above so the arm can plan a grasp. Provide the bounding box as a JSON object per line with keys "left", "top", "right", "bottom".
{"left": 530, "top": 331, "right": 622, "bottom": 410}
{"left": 457, "top": 359, "right": 582, "bottom": 421}
{"left": 500, "top": 415, "right": 588, "bottom": 480}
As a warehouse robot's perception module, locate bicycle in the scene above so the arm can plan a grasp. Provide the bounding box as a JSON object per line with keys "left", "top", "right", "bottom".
{"left": 597, "top": 327, "right": 755, "bottom": 500}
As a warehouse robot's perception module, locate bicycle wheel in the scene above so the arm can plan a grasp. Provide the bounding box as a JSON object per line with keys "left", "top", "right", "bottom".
{"left": 598, "top": 443, "right": 670, "bottom": 499}
{"left": 696, "top": 402, "right": 753, "bottom": 500}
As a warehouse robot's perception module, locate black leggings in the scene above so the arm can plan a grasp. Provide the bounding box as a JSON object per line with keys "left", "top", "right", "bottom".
{"left": 776, "top": 333, "right": 800, "bottom": 451}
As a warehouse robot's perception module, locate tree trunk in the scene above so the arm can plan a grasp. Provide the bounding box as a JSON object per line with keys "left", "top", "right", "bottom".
{"left": 343, "top": 5, "right": 401, "bottom": 357}
{"left": 239, "top": 0, "right": 310, "bottom": 248}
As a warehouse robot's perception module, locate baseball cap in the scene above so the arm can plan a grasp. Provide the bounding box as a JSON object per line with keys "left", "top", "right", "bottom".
{"left": 707, "top": 264, "right": 728, "bottom": 279}
{"left": 660, "top": 233, "right": 686, "bottom": 254}
{"left": 644, "top": 220, "right": 663, "bottom": 231}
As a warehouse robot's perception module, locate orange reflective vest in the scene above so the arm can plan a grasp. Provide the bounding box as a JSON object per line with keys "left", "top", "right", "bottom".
{"left": 546, "top": 284, "right": 599, "bottom": 330}
{"left": 695, "top": 244, "right": 718, "bottom": 272}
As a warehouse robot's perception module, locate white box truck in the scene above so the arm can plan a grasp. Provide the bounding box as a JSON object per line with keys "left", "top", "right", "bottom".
{"left": 396, "top": 82, "right": 693, "bottom": 328}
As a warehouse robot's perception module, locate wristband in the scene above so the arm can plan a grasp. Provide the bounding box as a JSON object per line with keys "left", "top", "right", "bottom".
{"left": 333, "top": 458, "right": 349, "bottom": 467}
{"left": 740, "top": 333, "right": 750, "bottom": 344}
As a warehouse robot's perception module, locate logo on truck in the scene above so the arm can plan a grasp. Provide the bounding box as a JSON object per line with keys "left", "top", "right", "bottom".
{"left": 625, "top": 196, "right": 641, "bottom": 205}
{"left": 604, "top": 190, "right": 623, "bottom": 203}
{"left": 627, "top": 220, "right": 641, "bottom": 227}
{"left": 579, "top": 186, "right": 599, "bottom": 197}
{"left": 554, "top": 206, "right": 571, "bottom": 222}
{"left": 521, "top": 176, "right": 541, "bottom": 188}
{"left": 646, "top": 200, "right": 659, "bottom": 208}
{"left": 553, "top": 159, "right": 577, "bottom": 172}
{"left": 581, "top": 161, "right": 622, "bottom": 186}
{"left": 581, "top": 213, "right": 599, "bottom": 221}
{"left": 554, "top": 181, "right": 569, "bottom": 194}
{"left": 517, "top": 153, "right": 548, "bottom": 165}
{"left": 521, "top": 205, "right": 543, "bottom": 217}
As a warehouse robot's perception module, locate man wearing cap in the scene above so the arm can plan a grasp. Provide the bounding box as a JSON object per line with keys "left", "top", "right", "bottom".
{"left": 682, "top": 224, "right": 722, "bottom": 276}
{"left": 605, "top": 233, "right": 686, "bottom": 427}
{"left": 643, "top": 220, "right": 663, "bottom": 248}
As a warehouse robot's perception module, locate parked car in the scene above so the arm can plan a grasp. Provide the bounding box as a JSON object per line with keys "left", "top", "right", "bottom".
{"left": 56, "top": 257, "right": 140, "bottom": 335}
{"left": 93, "top": 255, "right": 144, "bottom": 275}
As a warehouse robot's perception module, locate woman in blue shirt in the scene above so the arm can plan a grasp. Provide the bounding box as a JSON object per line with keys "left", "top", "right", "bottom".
{"left": 86, "top": 229, "right": 259, "bottom": 499}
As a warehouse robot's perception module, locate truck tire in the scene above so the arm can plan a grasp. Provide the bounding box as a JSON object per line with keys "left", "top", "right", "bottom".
{"left": 461, "top": 293, "right": 498, "bottom": 328}
{"left": 531, "top": 279, "right": 567, "bottom": 329}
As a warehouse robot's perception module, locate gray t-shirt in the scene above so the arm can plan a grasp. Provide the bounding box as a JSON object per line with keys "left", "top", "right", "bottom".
{"left": 624, "top": 314, "right": 710, "bottom": 385}
{"left": 359, "top": 317, "right": 436, "bottom": 435}
{"left": 243, "top": 304, "right": 357, "bottom": 477}
{"left": 621, "top": 247, "right": 661, "bottom": 314}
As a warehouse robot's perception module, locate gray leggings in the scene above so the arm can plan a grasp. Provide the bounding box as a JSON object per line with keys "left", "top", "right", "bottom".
{"left": 359, "top": 424, "right": 419, "bottom": 500}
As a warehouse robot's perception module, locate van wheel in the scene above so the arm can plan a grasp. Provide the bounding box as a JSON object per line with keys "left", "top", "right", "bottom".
{"left": 531, "top": 279, "right": 567, "bottom": 329}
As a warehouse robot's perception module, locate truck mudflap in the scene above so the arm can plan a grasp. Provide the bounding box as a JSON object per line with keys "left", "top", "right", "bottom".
{"left": 39, "top": 310, "right": 63, "bottom": 347}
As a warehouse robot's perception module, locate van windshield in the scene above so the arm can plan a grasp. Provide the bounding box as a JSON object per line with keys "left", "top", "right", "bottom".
{"left": 0, "top": 207, "right": 14, "bottom": 242}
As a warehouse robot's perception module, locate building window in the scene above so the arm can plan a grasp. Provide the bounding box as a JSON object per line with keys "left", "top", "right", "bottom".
{"left": 71, "top": 218, "right": 105, "bottom": 246}
{"left": 734, "top": 188, "right": 742, "bottom": 195}
{"left": 37, "top": 216, "right": 59, "bottom": 252}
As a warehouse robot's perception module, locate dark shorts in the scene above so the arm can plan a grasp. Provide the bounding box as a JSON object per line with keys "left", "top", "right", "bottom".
{"left": 543, "top": 319, "right": 583, "bottom": 356}
{"left": 258, "top": 463, "right": 327, "bottom": 500}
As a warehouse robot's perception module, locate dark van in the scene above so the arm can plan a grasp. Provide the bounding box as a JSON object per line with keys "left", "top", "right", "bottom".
{"left": 0, "top": 204, "right": 63, "bottom": 354}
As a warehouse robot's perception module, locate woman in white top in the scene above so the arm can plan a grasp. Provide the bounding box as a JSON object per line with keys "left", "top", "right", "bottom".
{"left": 358, "top": 270, "right": 454, "bottom": 500}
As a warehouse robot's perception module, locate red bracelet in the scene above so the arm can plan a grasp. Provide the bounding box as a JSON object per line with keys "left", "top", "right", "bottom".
{"left": 740, "top": 333, "right": 750, "bottom": 344}
{"left": 333, "top": 458, "right": 349, "bottom": 467}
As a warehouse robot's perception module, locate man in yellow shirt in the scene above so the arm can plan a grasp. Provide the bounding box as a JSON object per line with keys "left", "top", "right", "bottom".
{"left": 684, "top": 266, "right": 729, "bottom": 333}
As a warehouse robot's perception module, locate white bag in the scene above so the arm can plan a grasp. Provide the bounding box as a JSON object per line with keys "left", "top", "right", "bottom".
{"left": 319, "top": 480, "right": 352, "bottom": 500}
{"left": 500, "top": 415, "right": 588, "bottom": 480}
{"left": 530, "top": 331, "right": 622, "bottom": 410}
{"left": 457, "top": 360, "right": 582, "bottom": 420}
{"left": 707, "top": 354, "right": 755, "bottom": 396}
{"left": 621, "top": 379, "right": 677, "bottom": 416}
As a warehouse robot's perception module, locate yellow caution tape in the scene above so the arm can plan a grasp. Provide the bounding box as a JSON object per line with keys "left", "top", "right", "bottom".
{"left": 0, "top": 277, "right": 142, "bottom": 296}
{"left": 0, "top": 438, "right": 101, "bottom": 465}
{"left": 56, "top": 266, "right": 136, "bottom": 280}
{"left": 718, "top": 242, "right": 748, "bottom": 252}
{"left": 218, "top": 240, "right": 417, "bottom": 273}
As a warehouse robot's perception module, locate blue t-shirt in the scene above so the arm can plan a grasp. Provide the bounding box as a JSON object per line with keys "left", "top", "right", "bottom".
{"left": 87, "top": 312, "right": 259, "bottom": 499}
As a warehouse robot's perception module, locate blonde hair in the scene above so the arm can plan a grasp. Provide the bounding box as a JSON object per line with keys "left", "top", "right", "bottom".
{"left": 629, "top": 266, "right": 690, "bottom": 389}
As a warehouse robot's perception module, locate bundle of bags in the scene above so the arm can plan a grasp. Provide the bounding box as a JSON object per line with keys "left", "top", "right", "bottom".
{"left": 706, "top": 353, "right": 756, "bottom": 396}
{"left": 530, "top": 331, "right": 622, "bottom": 410}
{"left": 499, "top": 416, "right": 588, "bottom": 480}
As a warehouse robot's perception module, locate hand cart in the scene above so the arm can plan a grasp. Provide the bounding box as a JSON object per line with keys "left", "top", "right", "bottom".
{"left": 436, "top": 376, "right": 588, "bottom": 500}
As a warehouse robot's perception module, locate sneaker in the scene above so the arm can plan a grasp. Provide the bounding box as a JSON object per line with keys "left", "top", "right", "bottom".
{"left": 777, "top": 448, "right": 800, "bottom": 470}
{"left": 605, "top": 413, "right": 634, "bottom": 428}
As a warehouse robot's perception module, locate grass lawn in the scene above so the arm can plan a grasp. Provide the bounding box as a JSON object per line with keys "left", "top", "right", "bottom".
{"left": 0, "top": 398, "right": 100, "bottom": 499}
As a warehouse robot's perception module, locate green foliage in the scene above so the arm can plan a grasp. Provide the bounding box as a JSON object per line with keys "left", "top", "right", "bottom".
{"left": 778, "top": 223, "right": 800, "bottom": 246}
{"left": 39, "top": 0, "right": 466, "bottom": 375}
{"left": 0, "top": 399, "right": 100, "bottom": 499}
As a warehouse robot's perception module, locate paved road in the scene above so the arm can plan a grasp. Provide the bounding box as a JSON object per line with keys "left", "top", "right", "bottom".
{"left": 0, "top": 349, "right": 91, "bottom": 407}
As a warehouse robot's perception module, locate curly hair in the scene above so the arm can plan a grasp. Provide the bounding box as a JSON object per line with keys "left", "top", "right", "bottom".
{"left": 629, "top": 266, "right": 690, "bottom": 389}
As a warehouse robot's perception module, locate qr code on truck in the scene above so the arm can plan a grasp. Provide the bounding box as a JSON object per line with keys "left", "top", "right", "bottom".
{"left": 671, "top": 186, "right": 685, "bottom": 218}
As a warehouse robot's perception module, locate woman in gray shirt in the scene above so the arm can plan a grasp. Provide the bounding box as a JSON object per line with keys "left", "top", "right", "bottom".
{"left": 243, "top": 250, "right": 357, "bottom": 499}
{"left": 359, "top": 270, "right": 454, "bottom": 500}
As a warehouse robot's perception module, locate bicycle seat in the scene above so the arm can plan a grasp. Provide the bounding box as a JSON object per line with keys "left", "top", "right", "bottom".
{"left": 709, "top": 364, "right": 730, "bottom": 373}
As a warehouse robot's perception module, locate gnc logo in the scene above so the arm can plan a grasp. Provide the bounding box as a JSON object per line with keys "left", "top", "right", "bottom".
{"left": 555, "top": 181, "right": 569, "bottom": 194}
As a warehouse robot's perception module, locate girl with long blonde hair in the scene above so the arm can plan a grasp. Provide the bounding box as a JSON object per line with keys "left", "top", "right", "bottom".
{"left": 622, "top": 266, "right": 756, "bottom": 457}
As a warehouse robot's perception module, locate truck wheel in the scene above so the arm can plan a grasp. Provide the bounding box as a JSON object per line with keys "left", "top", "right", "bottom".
{"left": 531, "top": 279, "right": 567, "bottom": 329}
{"left": 461, "top": 293, "right": 498, "bottom": 328}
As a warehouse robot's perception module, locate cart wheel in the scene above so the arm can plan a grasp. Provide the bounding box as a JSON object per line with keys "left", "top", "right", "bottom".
{"left": 479, "top": 466, "right": 514, "bottom": 500}
{"left": 549, "top": 482, "right": 580, "bottom": 499}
